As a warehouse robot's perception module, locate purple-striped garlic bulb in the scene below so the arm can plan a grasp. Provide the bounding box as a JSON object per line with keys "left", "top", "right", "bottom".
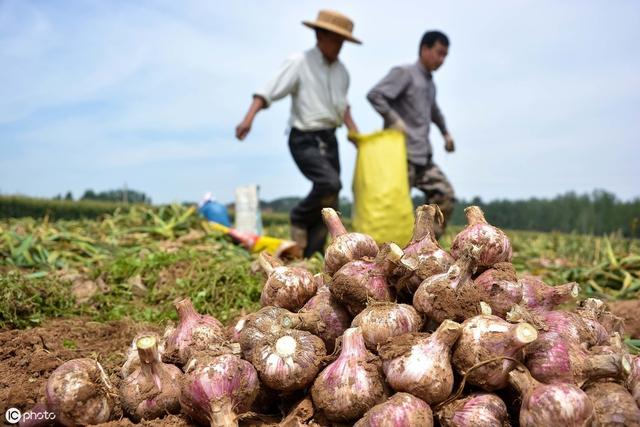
{"left": 437, "top": 393, "right": 510, "bottom": 427}
{"left": 508, "top": 306, "right": 609, "bottom": 347}
{"left": 250, "top": 329, "right": 326, "bottom": 391}
{"left": 330, "top": 243, "right": 401, "bottom": 316}
{"left": 395, "top": 205, "right": 454, "bottom": 295}
{"left": 507, "top": 304, "right": 612, "bottom": 350}
{"left": 354, "top": 393, "right": 433, "bottom": 427}
{"left": 311, "top": 327, "right": 386, "bottom": 422}
{"left": 524, "top": 331, "right": 631, "bottom": 386}
{"left": 404, "top": 205, "right": 445, "bottom": 256}
{"left": 322, "top": 208, "right": 379, "bottom": 275}
{"left": 121, "top": 332, "right": 167, "bottom": 379}
{"left": 452, "top": 315, "right": 537, "bottom": 391}
{"left": 162, "top": 298, "right": 225, "bottom": 366}
{"left": 299, "top": 274, "right": 351, "bottom": 352}
{"left": 352, "top": 302, "right": 423, "bottom": 351}
{"left": 225, "top": 315, "right": 247, "bottom": 343}
{"left": 538, "top": 309, "right": 607, "bottom": 346}
{"left": 45, "top": 358, "right": 116, "bottom": 426}
{"left": 509, "top": 366, "right": 595, "bottom": 426}
{"left": 451, "top": 206, "right": 512, "bottom": 267}
{"left": 379, "top": 320, "right": 461, "bottom": 404}
{"left": 519, "top": 275, "right": 579, "bottom": 311}
{"left": 120, "top": 335, "right": 182, "bottom": 421}
{"left": 258, "top": 252, "right": 316, "bottom": 311}
{"left": 236, "top": 306, "right": 322, "bottom": 360}
{"left": 180, "top": 354, "right": 259, "bottom": 426}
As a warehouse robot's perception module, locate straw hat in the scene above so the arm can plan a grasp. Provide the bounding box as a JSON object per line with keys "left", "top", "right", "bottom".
{"left": 302, "top": 10, "right": 361, "bottom": 44}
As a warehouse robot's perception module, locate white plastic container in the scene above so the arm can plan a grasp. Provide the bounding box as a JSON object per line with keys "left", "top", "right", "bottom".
{"left": 234, "top": 185, "right": 263, "bottom": 235}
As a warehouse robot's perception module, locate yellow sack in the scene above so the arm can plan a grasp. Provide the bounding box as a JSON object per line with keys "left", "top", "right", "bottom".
{"left": 352, "top": 129, "right": 414, "bottom": 246}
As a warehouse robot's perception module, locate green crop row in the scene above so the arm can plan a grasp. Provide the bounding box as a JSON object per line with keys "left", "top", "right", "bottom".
{"left": 1, "top": 204, "right": 638, "bottom": 332}
{"left": 0, "top": 195, "right": 131, "bottom": 220}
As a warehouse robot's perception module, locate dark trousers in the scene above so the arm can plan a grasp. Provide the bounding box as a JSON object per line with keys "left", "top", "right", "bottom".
{"left": 288, "top": 128, "right": 341, "bottom": 257}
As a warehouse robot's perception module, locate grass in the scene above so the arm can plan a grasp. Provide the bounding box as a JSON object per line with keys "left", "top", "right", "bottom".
{"left": 1, "top": 205, "right": 638, "bottom": 331}
{"left": 0, "top": 206, "right": 320, "bottom": 329}
{"left": 505, "top": 230, "right": 640, "bottom": 300}
{"left": 0, "top": 271, "right": 85, "bottom": 327}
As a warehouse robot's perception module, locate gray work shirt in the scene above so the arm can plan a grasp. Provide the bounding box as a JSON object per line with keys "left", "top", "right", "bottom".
{"left": 367, "top": 61, "right": 448, "bottom": 165}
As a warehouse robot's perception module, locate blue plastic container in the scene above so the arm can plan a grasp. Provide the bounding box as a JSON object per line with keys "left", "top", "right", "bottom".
{"left": 199, "top": 200, "right": 231, "bottom": 227}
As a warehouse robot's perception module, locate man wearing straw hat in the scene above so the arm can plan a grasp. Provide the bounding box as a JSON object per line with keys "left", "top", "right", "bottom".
{"left": 236, "top": 10, "right": 361, "bottom": 258}
{"left": 367, "top": 31, "right": 456, "bottom": 239}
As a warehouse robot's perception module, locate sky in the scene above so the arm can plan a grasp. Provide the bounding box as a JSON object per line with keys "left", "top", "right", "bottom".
{"left": 1, "top": 0, "right": 639, "bottom": 205}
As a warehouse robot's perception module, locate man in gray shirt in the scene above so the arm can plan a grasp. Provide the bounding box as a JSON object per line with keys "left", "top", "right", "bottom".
{"left": 367, "top": 31, "right": 455, "bottom": 238}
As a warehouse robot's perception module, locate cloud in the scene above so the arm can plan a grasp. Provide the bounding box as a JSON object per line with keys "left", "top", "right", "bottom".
{"left": 0, "top": 0, "right": 638, "bottom": 204}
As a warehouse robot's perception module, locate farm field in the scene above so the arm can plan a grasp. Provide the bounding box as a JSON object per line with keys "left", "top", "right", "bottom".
{"left": 1, "top": 204, "right": 639, "bottom": 424}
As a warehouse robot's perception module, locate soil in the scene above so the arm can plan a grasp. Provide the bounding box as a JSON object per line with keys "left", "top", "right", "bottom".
{"left": 353, "top": 304, "right": 423, "bottom": 352}
{"left": 5, "top": 301, "right": 634, "bottom": 426}
{"left": 377, "top": 332, "right": 428, "bottom": 361}
{"left": 95, "top": 414, "right": 191, "bottom": 426}
{"left": 393, "top": 256, "right": 448, "bottom": 299}
{"left": 583, "top": 381, "right": 640, "bottom": 426}
{"left": 414, "top": 276, "right": 484, "bottom": 324}
{"left": 607, "top": 299, "right": 640, "bottom": 338}
{"left": 1, "top": 316, "right": 335, "bottom": 426}
{"left": 330, "top": 264, "right": 395, "bottom": 316}
{"left": 0, "top": 318, "right": 183, "bottom": 426}
{"left": 480, "top": 262, "right": 517, "bottom": 281}
{"left": 310, "top": 358, "right": 386, "bottom": 424}
{"left": 451, "top": 318, "right": 523, "bottom": 392}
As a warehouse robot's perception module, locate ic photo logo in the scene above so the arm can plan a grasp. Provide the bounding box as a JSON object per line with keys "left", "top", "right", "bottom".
{"left": 5, "top": 407, "right": 56, "bottom": 424}
{"left": 5, "top": 408, "right": 21, "bottom": 424}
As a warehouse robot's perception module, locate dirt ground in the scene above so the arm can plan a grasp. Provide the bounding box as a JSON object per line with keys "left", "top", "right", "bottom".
{"left": 1, "top": 301, "right": 638, "bottom": 426}
{"left": 608, "top": 299, "right": 640, "bottom": 339}
{"left": 0, "top": 319, "right": 314, "bottom": 427}
{"left": 0, "top": 318, "right": 190, "bottom": 426}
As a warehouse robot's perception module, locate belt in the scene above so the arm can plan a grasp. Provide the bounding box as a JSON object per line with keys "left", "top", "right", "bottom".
{"left": 290, "top": 127, "right": 336, "bottom": 136}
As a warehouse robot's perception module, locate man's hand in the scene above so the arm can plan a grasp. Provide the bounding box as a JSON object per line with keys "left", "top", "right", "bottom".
{"left": 235, "top": 119, "right": 252, "bottom": 141}
{"left": 347, "top": 130, "right": 359, "bottom": 145}
{"left": 444, "top": 133, "right": 455, "bottom": 152}
{"left": 236, "top": 96, "right": 266, "bottom": 141}
{"left": 343, "top": 106, "right": 359, "bottom": 146}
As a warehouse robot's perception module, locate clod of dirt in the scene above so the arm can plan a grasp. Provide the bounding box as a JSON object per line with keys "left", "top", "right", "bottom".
{"left": 607, "top": 299, "right": 640, "bottom": 338}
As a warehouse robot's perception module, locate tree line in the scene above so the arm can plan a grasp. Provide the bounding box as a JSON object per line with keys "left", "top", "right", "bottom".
{"left": 54, "top": 188, "right": 152, "bottom": 204}
{"left": 444, "top": 190, "right": 639, "bottom": 237}
{"left": 264, "top": 190, "right": 639, "bottom": 238}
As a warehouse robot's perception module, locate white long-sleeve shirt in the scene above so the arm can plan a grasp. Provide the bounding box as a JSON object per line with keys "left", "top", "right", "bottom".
{"left": 255, "top": 47, "right": 350, "bottom": 131}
